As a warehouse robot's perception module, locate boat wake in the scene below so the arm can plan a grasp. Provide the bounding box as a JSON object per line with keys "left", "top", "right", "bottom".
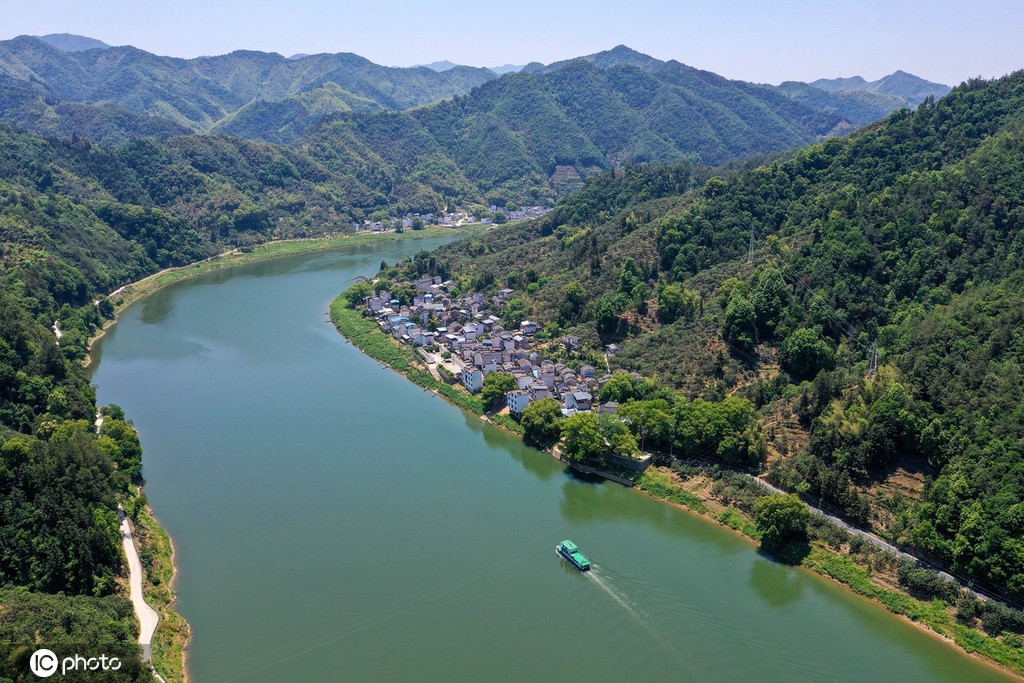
{"left": 587, "top": 566, "right": 648, "bottom": 625}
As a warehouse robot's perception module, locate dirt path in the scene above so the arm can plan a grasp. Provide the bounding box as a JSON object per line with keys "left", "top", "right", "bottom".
{"left": 118, "top": 506, "right": 160, "bottom": 663}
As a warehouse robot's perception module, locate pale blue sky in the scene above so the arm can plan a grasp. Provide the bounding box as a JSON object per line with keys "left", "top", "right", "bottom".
{"left": 3, "top": 0, "right": 1022, "bottom": 85}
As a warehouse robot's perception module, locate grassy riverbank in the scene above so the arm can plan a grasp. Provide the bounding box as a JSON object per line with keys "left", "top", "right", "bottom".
{"left": 329, "top": 298, "right": 529, "bottom": 437}
{"left": 329, "top": 299, "right": 485, "bottom": 414}
{"left": 637, "top": 467, "right": 1024, "bottom": 679}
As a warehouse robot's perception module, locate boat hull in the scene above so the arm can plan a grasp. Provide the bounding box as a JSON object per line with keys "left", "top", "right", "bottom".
{"left": 556, "top": 545, "right": 592, "bottom": 572}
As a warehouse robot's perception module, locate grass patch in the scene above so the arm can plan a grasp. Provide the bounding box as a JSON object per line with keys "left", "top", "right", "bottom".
{"left": 638, "top": 468, "right": 708, "bottom": 514}
{"left": 717, "top": 507, "right": 761, "bottom": 540}
{"left": 489, "top": 413, "right": 526, "bottom": 435}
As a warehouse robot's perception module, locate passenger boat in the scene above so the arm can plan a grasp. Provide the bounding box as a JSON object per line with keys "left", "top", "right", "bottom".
{"left": 556, "top": 539, "right": 592, "bottom": 572}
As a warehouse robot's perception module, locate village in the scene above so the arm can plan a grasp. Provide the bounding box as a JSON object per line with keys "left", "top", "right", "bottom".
{"left": 363, "top": 274, "right": 631, "bottom": 421}
{"left": 352, "top": 205, "right": 552, "bottom": 232}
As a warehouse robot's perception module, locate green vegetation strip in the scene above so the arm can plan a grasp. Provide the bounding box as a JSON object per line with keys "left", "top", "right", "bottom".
{"left": 637, "top": 469, "right": 708, "bottom": 515}
{"left": 804, "top": 549, "right": 1024, "bottom": 675}
{"left": 717, "top": 507, "right": 762, "bottom": 540}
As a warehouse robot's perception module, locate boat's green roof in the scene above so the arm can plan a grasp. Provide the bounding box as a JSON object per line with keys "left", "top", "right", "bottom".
{"left": 559, "top": 539, "right": 579, "bottom": 552}
{"left": 571, "top": 552, "right": 591, "bottom": 565}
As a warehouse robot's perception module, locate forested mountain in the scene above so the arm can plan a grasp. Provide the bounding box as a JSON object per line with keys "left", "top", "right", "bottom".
{"left": 413, "top": 70, "right": 1024, "bottom": 598}
{"left": 0, "top": 35, "right": 495, "bottom": 131}
{"left": 772, "top": 81, "right": 909, "bottom": 128}
{"left": 0, "top": 77, "right": 191, "bottom": 144}
{"left": 296, "top": 47, "right": 853, "bottom": 206}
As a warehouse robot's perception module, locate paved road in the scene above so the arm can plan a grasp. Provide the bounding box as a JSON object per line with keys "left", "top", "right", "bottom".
{"left": 750, "top": 477, "right": 972, "bottom": 592}
{"left": 118, "top": 506, "right": 160, "bottom": 662}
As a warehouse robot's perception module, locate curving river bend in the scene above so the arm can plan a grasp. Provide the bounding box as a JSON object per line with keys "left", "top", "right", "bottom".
{"left": 91, "top": 235, "right": 1015, "bottom": 682}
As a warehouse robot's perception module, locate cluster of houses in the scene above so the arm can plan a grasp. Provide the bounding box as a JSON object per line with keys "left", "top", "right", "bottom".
{"left": 353, "top": 206, "right": 552, "bottom": 232}
{"left": 487, "top": 205, "right": 552, "bottom": 222}
{"left": 364, "top": 275, "right": 628, "bottom": 419}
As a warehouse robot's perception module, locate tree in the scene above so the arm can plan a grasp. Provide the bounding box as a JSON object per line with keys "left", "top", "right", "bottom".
{"left": 599, "top": 371, "right": 642, "bottom": 403}
{"left": 657, "top": 283, "right": 700, "bottom": 324}
{"left": 481, "top": 372, "right": 518, "bottom": 411}
{"left": 619, "top": 399, "right": 674, "bottom": 451}
{"left": 503, "top": 298, "right": 529, "bottom": 328}
{"left": 593, "top": 295, "right": 622, "bottom": 336}
{"left": 751, "top": 267, "right": 789, "bottom": 337}
{"left": 345, "top": 281, "right": 374, "bottom": 308}
{"left": 521, "top": 398, "right": 562, "bottom": 446}
{"left": 100, "top": 419, "right": 143, "bottom": 483}
{"left": 560, "top": 412, "right": 604, "bottom": 462}
{"left": 560, "top": 281, "right": 588, "bottom": 323}
{"left": 754, "top": 493, "right": 810, "bottom": 550}
{"left": 618, "top": 258, "right": 642, "bottom": 294}
{"left": 780, "top": 328, "right": 835, "bottom": 380}
{"left": 599, "top": 413, "right": 641, "bottom": 458}
{"left": 722, "top": 291, "right": 757, "bottom": 353}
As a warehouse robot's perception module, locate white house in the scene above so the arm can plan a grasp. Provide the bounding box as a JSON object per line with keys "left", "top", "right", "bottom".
{"left": 462, "top": 368, "right": 483, "bottom": 393}
{"left": 507, "top": 390, "right": 531, "bottom": 416}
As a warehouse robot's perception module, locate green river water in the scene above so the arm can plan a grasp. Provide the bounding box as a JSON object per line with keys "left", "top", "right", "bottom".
{"left": 90, "top": 235, "right": 1016, "bottom": 682}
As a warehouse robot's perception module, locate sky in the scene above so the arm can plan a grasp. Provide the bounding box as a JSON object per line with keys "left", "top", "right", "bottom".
{"left": 2, "top": 0, "right": 1023, "bottom": 85}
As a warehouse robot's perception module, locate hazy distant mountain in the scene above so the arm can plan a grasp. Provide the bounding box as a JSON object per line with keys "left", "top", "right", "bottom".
{"left": 489, "top": 64, "right": 525, "bottom": 75}
{"left": 417, "top": 60, "right": 461, "bottom": 72}
{"left": 545, "top": 44, "right": 664, "bottom": 73}
{"left": 288, "top": 53, "right": 310, "bottom": 60}
{"left": 36, "top": 33, "right": 111, "bottom": 52}
{"left": 773, "top": 81, "right": 908, "bottom": 129}
{"left": 418, "top": 61, "right": 524, "bottom": 74}
{"left": 811, "top": 70, "right": 950, "bottom": 105}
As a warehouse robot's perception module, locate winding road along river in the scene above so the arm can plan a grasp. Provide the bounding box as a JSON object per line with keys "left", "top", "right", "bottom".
{"left": 91, "top": 235, "right": 1017, "bottom": 682}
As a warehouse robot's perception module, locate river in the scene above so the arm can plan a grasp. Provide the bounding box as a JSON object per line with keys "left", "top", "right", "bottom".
{"left": 90, "top": 235, "right": 1015, "bottom": 682}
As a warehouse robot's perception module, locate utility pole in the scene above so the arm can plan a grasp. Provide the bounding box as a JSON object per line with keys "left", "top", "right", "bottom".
{"left": 868, "top": 339, "right": 878, "bottom": 377}
{"left": 747, "top": 231, "right": 755, "bottom": 264}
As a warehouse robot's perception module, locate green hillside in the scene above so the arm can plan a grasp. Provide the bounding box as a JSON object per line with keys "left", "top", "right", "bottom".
{"left": 411, "top": 71, "right": 1024, "bottom": 599}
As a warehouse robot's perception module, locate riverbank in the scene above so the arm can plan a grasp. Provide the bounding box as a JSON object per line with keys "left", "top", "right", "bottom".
{"left": 84, "top": 226, "right": 490, "bottom": 366}
{"left": 129, "top": 497, "right": 189, "bottom": 683}
{"left": 330, "top": 284, "right": 1024, "bottom": 681}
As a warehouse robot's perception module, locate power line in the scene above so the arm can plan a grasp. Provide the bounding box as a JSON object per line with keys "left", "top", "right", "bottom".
{"left": 748, "top": 227, "right": 864, "bottom": 345}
